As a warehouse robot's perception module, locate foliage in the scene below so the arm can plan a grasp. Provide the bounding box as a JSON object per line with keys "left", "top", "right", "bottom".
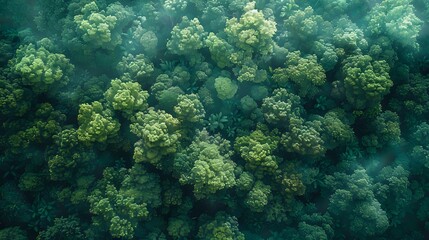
{"left": 88, "top": 167, "right": 150, "bottom": 239}
{"left": 332, "top": 16, "right": 368, "bottom": 52}
{"left": 10, "top": 39, "right": 74, "bottom": 93}
{"left": 167, "top": 16, "right": 207, "bottom": 56}
{"left": 104, "top": 78, "right": 149, "bottom": 118}
{"left": 0, "top": 183, "right": 32, "bottom": 224}
{"left": 1, "top": 0, "right": 428, "bottom": 239}
{"left": 197, "top": 212, "right": 245, "bottom": 240}
{"left": 325, "top": 169, "right": 389, "bottom": 238}
{"left": 245, "top": 180, "right": 271, "bottom": 212}
{"left": 130, "top": 108, "right": 181, "bottom": 167}
{"left": 283, "top": 6, "right": 327, "bottom": 43}
{"left": 235, "top": 126, "right": 280, "bottom": 174}
{"left": 342, "top": 54, "right": 392, "bottom": 109}
{"left": 214, "top": 77, "right": 238, "bottom": 100}
{"left": 272, "top": 51, "right": 326, "bottom": 98}
{"left": 225, "top": 2, "right": 277, "bottom": 56}
{"left": 174, "top": 94, "right": 206, "bottom": 123}
{"left": 261, "top": 88, "right": 303, "bottom": 126}
{"left": 77, "top": 101, "right": 120, "bottom": 143}
{"left": 174, "top": 129, "right": 236, "bottom": 199}
{"left": 367, "top": 0, "right": 423, "bottom": 49}
{"left": 389, "top": 74, "right": 429, "bottom": 126}
{"left": 205, "top": 112, "right": 228, "bottom": 133}
{"left": 0, "top": 77, "right": 30, "bottom": 116}
{"left": 117, "top": 54, "right": 154, "bottom": 81}
{"left": 409, "top": 122, "right": 429, "bottom": 171}
{"left": 205, "top": 33, "right": 235, "bottom": 68}
{"left": 361, "top": 110, "right": 401, "bottom": 150}
{"left": 167, "top": 216, "right": 193, "bottom": 239}
{"left": 6, "top": 103, "right": 65, "bottom": 152}
{"left": 65, "top": 1, "right": 133, "bottom": 53}
{"left": 315, "top": 110, "right": 356, "bottom": 149}
{"left": 281, "top": 118, "right": 326, "bottom": 156}
{"left": 0, "top": 227, "right": 27, "bottom": 240}
{"left": 36, "top": 216, "right": 85, "bottom": 240}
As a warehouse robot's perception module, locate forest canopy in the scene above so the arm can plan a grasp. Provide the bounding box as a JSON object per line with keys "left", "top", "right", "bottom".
{"left": 0, "top": 0, "right": 428, "bottom": 239}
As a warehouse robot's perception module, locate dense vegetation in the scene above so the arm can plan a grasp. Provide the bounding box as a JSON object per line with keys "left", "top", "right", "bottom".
{"left": 0, "top": 0, "right": 428, "bottom": 239}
